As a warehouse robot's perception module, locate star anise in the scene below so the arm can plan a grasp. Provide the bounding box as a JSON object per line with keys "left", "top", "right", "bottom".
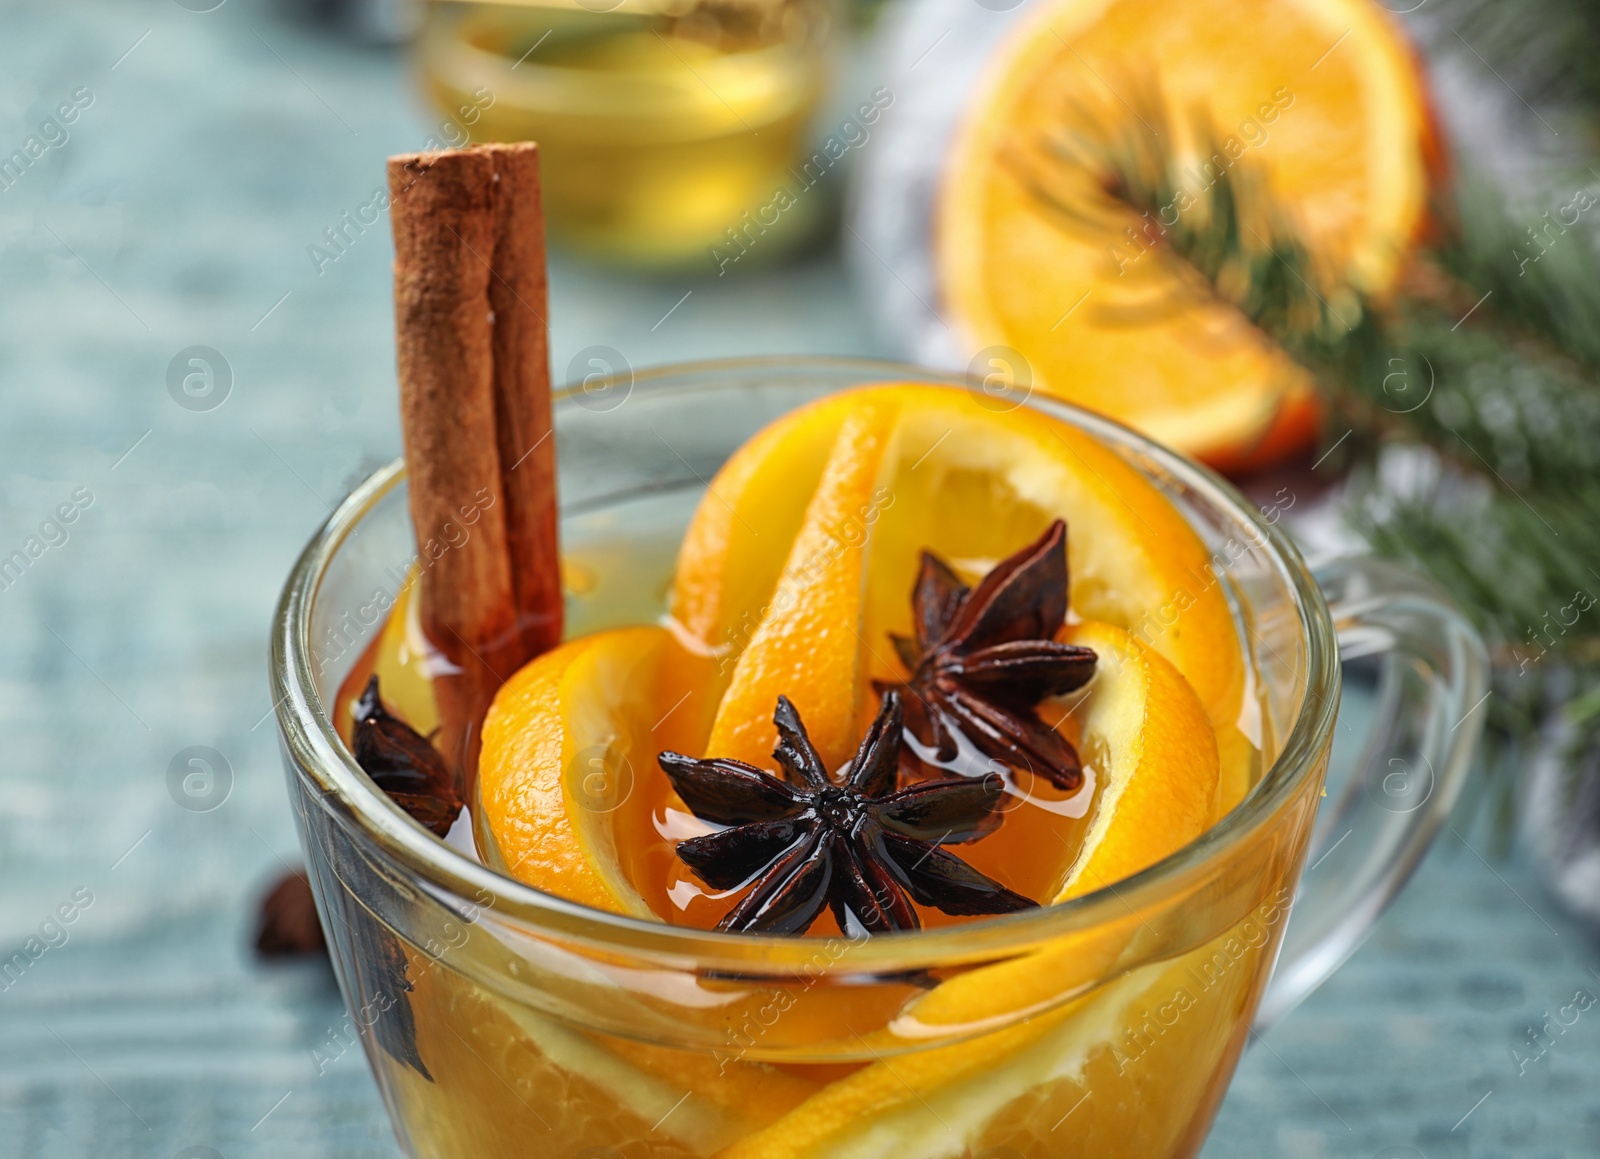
{"left": 351, "top": 674, "right": 464, "bottom": 838}
{"left": 659, "top": 690, "right": 1036, "bottom": 935}
{"left": 876, "top": 520, "right": 1097, "bottom": 791}
{"left": 345, "top": 674, "right": 455, "bottom": 1082}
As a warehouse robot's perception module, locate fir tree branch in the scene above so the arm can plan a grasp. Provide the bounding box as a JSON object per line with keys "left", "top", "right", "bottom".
{"left": 1351, "top": 461, "right": 1600, "bottom": 655}
{"left": 1369, "top": 301, "right": 1600, "bottom": 488}
{"left": 1023, "top": 92, "right": 1600, "bottom": 662}
{"left": 1427, "top": 0, "right": 1600, "bottom": 115}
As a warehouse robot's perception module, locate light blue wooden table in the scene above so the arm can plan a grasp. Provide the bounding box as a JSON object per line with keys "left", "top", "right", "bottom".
{"left": 0, "top": 2, "right": 1595, "bottom": 1156}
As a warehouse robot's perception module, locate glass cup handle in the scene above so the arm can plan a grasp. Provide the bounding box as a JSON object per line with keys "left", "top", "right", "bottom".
{"left": 1255, "top": 554, "right": 1490, "bottom": 1031}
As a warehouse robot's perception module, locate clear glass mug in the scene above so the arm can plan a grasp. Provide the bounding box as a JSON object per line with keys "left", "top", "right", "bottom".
{"left": 271, "top": 357, "right": 1487, "bottom": 1158}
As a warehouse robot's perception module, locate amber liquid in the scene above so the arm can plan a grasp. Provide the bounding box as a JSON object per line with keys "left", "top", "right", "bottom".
{"left": 336, "top": 483, "right": 1266, "bottom": 936}
{"left": 417, "top": 1, "right": 832, "bottom": 267}
{"left": 342, "top": 552, "right": 1103, "bottom": 931}
{"left": 324, "top": 484, "right": 1316, "bottom": 1159}
{"left": 614, "top": 708, "right": 1103, "bottom": 935}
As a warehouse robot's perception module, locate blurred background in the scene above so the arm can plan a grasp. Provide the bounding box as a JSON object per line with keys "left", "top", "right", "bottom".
{"left": 3, "top": 0, "right": 1600, "bottom": 1154}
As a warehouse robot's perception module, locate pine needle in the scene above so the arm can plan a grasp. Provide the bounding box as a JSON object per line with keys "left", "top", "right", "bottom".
{"left": 1023, "top": 85, "right": 1600, "bottom": 823}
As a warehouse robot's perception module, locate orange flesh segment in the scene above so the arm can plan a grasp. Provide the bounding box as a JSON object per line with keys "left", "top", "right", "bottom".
{"left": 670, "top": 393, "right": 856, "bottom": 654}
{"left": 706, "top": 395, "right": 902, "bottom": 772}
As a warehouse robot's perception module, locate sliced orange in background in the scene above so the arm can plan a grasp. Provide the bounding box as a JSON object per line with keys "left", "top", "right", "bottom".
{"left": 937, "top": 0, "right": 1433, "bottom": 469}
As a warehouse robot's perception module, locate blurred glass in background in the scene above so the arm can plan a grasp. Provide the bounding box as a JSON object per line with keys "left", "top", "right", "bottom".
{"left": 417, "top": 0, "right": 837, "bottom": 267}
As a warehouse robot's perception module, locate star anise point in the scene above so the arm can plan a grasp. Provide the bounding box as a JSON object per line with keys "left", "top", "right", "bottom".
{"left": 660, "top": 692, "right": 1037, "bottom": 936}
{"left": 882, "top": 520, "right": 1095, "bottom": 791}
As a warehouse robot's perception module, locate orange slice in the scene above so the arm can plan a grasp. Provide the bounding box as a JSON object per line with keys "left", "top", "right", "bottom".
{"left": 478, "top": 624, "right": 715, "bottom": 913}
{"left": 334, "top": 575, "right": 441, "bottom": 742}
{"left": 476, "top": 626, "right": 820, "bottom": 1141}
{"left": 871, "top": 619, "right": 1221, "bottom": 1032}
{"left": 1052, "top": 620, "right": 1220, "bottom": 897}
{"left": 713, "top": 620, "right": 1221, "bottom": 1159}
{"left": 705, "top": 393, "right": 902, "bottom": 772}
{"left": 672, "top": 392, "right": 859, "bottom": 657}
{"left": 937, "top": 0, "right": 1432, "bottom": 467}
{"left": 397, "top": 938, "right": 821, "bottom": 1157}
{"left": 676, "top": 383, "right": 1254, "bottom": 814}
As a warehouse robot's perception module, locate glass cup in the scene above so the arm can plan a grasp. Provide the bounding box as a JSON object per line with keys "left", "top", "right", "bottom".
{"left": 272, "top": 357, "right": 1487, "bottom": 1157}
{"left": 416, "top": 0, "right": 835, "bottom": 267}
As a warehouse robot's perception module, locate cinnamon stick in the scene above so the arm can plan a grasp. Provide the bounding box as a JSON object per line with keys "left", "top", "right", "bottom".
{"left": 482, "top": 143, "right": 562, "bottom": 660}
{"left": 388, "top": 143, "right": 562, "bottom": 780}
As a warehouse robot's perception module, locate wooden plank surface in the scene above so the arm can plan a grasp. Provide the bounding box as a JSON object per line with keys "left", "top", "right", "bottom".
{"left": 0, "top": 3, "right": 1594, "bottom": 1158}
